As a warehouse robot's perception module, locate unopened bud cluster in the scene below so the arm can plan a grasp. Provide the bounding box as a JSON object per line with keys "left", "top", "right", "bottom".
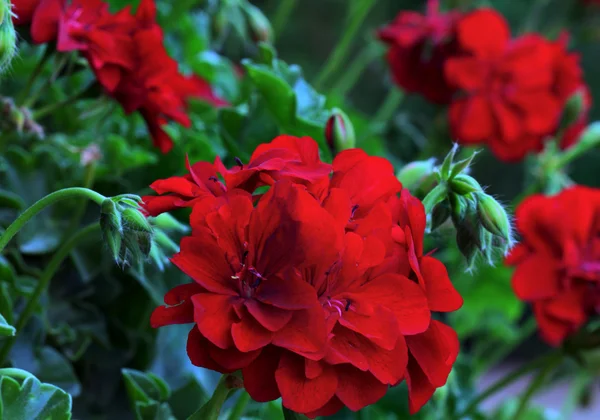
{"left": 423, "top": 145, "right": 515, "bottom": 269}
{"left": 100, "top": 195, "right": 153, "bottom": 267}
{"left": 0, "top": 0, "right": 16, "bottom": 73}
{"left": 148, "top": 213, "right": 189, "bottom": 271}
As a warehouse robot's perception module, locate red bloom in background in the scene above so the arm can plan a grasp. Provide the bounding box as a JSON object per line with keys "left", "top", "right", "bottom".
{"left": 13, "top": 0, "right": 226, "bottom": 153}
{"left": 12, "top": 0, "right": 41, "bottom": 24}
{"left": 150, "top": 139, "right": 463, "bottom": 416}
{"left": 142, "top": 136, "right": 331, "bottom": 216}
{"left": 378, "top": 0, "right": 461, "bottom": 104}
{"left": 506, "top": 187, "right": 600, "bottom": 346}
{"left": 446, "top": 9, "right": 590, "bottom": 161}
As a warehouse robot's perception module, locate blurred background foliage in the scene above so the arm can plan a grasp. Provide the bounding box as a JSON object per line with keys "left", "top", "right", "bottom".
{"left": 1, "top": 0, "right": 599, "bottom": 419}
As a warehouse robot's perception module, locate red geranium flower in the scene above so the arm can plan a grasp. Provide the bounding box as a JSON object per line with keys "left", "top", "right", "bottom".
{"left": 142, "top": 136, "right": 331, "bottom": 216}
{"left": 151, "top": 180, "right": 341, "bottom": 369}
{"left": 150, "top": 138, "right": 462, "bottom": 416}
{"left": 378, "top": 0, "right": 461, "bottom": 104}
{"left": 446, "top": 9, "right": 590, "bottom": 162}
{"left": 506, "top": 186, "right": 600, "bottom": 346}
{"left": 11, "top": 0, "right": 41, "bottom": 25}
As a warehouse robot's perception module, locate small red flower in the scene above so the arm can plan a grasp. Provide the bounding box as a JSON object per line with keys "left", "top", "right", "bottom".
{"left": 506, "top": 186, "right": 600, "bottom": 346}
{"left": 378, "top": 0, "right": 461, "bottom": 104}
{"left": 446, "top": 9, "right": 590, "bottom": 162}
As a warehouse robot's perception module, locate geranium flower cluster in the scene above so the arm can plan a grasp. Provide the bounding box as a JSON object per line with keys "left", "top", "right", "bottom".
{"left": 379, "top": 1, "right": 590, "bottom": 162}
{"left": 12, "top": 0, "right": 227, "bottom": 152}
{"left": 146, "top": 136, "right": 463, "bottom": 416}
{"left": 507, "top": 187, "right": 600, "bottom": 346}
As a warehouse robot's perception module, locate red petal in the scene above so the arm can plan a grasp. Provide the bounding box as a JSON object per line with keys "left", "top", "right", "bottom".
{"left": 456, "top": 9, "right": 509, "bottom": 57}
{"left": 406, "top": 355, "right": 436, "bottom": 414}
{"left": 272, "top": 305, "right": 328, "bottom": 356}
{"left": 406, "top": 320, "right": 458, "bottom": 387}
{"left": 420, "top": 257, "right": 463, "bottom": 312}
{"left": 245, "top": 300, "right": 293, "bottom": 332}
{"left": 255, "top": 275, "right": 319, "bottom": 310}
{"left": 349, "top": 274, "right": 430, "bottom": 335}
{"left": 208, "top": 345, "right": 261, "bottom": 371}
{"left": 186, "top": 326, "right": 232, "bottom": 373}
{"left": 242, "top": 347, "right": 282, "bottom": 402}
{"left": 338, "top": 304, "right": 399, "bottom": 350}
{"left": 334, "top": 366, "right": 388, "bottom": 411}
{"left": 191, "top": 294, "right": 238, "bottom": 349}
{"left": 276, "top": 352, "right": 338, "bottom": 414}
{"left": 150, "top": 283, "right": 203, "bottom": 327}
{"left": 231, "top": 309, "right": 273, "bottom": 352}
{"left": 511, "top": 254, "right": 560, "bottom": 301}
{"left": 172, "top": 236, "right": 238, "bottom": 295}
{"left": 304, "top": 396, "right": 344, "bottom": 418}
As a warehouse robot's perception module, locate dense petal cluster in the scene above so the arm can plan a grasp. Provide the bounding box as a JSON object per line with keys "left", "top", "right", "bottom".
{"left": 12, "top": 0, "right": 226, "bottom": 152}
{"left": 379, "top": 3, "right": 590, "bottom": 162}
{"left": 506, "top": 187, "right": 600, "bottom": 346}
{"left": 446, "top": 10, "right": 590, "bottom": 161}
{"left": 148, "top": 136, "right": 462, "bottom": 416}
{"left": 378, "top": 0, "right": 460, "bottom": 104}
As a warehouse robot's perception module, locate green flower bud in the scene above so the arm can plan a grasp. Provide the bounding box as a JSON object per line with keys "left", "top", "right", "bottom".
{"left": 449, "top": 193, "right": 468, "bottom": 224}
{"left": 121, "top": 207, "right": 152, "bottom": 233}
{"left": 243, "top": 3, "right": 273, "bottom": 44}
{"left": 100, "top": 199, "right": 123, "bottom": 263}
{"left": 396, "top": 158, "right": 436, "bottom": 192}
{"left": 151, "top": 213, "right": 189, "bottom": 234}
{"left": 449, "top": 174, "right": 482, "bottom": 196}
{"left": 0, "top": 0, "right": 16, "bottom": 72}
{"left": 456, "top": 226, "right": 478, "bottom": 271}
{"left": 325, "top": 108, "right": 356, "bottom": 156}
{"left": 476, "top": 193, "right": 512, "bottom": 242}
{"left": 439, "top": 144, "right": 459, "bottom": 180}
{"left": 449, "top": 151, "right": 479, "bottom": 179}
{"left": 430, "top": 200, "right": 450, "bottom": 231}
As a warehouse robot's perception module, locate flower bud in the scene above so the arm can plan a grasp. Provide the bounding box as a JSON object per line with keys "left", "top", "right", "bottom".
{"left": 449, "top": 193, "right": 468, "bottom": 224}
{"left": 439, "top": 143, "right": 459, "bottom": 180}
{"left": 100, "top": 199, "right": 123, "bottom": 263}
{"left": 243, "top": 3, "right": 273, "bottom": 44}
{"left": 151, "top": 213, "right": 189, "bottom": 234}
{"left": 430, "top": 200, "right": 450, "bottom": 231}
{"left": 0, "top": 0, "right": 16, "bottom": 72}
{"left": 476, "top": 193, "right": 512, "bottom": 242}
{"left": 325, "top": 108, "right": 356, "bottom": 156}
{"left": 122, "top": 207, "right": 152, "bottom": 233}
{"left": 449, "top": 174, "right": 482, "bottom": 196}
{"left": 456, "top": 225, "right": 478, "bottom": 271}
{"left": 559, "top": 88, "right": 586, "bottom": 131}
{"left": 396, "top": 158, "right": 436, "bottom": 192}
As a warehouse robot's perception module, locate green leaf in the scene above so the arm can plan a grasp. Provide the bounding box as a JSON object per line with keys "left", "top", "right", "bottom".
{"left": 135, "top": 401, "right": 176, "bottom": 420}
{"left": 35, "top": 347, "right": 81, "bottom": 397}
{"left": 0, "top": 312, "right": 15, "bottom": 336}
{"left": 123, "top": 369, "right": 172, "bottom": 405}
{"left": 0, "top": 369, "right": 72, "bottom": 420}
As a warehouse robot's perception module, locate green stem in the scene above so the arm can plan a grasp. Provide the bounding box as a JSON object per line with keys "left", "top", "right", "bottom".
{"left": 477, "top": 317, "right": 538, "bottom": 374}
{"left": 331, "top": 41, "right": 383, "bottom": 98}
{"left": 0, "top": 188, "right": 105, "bottom": 254}
{"left": 272, "top": 0, "right": 297, "bottom": 37}
{"left": 458, "top": 352, "right": 562, "bottom": 419}
{"left": 18, "top": 46, "right": 52, "bottom": 106}
{"left": 511, "top": 354, "right": 562, "bottom": 420}
{"left": 372, "top": 89, "right": 404, "bottom": 126}
{"left": 188, "top": 375, "right": 236, "bottom": 420}
{"left": 226, "top": 390, "right": 251, "bottom": 420}
{"left": 422, "top": 184, "right": 447, "bottom": 215}
{"left": 23, "top": 53, "right": 71, "bottom": 109}
{"left": 0, "top": 223, "right": 101, "bottom": 365}
{"left": 33, "top": 86, "right": 89, "bottom": 120}
{"left": 65, "top": 163, "right": 97, "bottom": 239}
{"left": 314, "top": 0, "right": 377, "bottom": 89}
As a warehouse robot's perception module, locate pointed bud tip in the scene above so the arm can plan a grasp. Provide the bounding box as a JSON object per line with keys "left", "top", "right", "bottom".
{"left": 325, "top": 109, "right": 356, "bottom": 155}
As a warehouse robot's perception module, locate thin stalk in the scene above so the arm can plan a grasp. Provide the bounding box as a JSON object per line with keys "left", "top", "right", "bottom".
{"left": 511, "top": 354, "right": 562, "bottom": 420}
{"left": 0, "top": 223, "right": 101, "bottom": 365}
{"left": 188, "top": 374, "right": 236, "bottom": 420}
{"left": 18, "top": 46, "right": 52, "bottom": 106}
{"left": 314, "top": 0, "right": 377, "bottom": 89}
{"left": 23, "top": 53, "right": 71, "bottom": 109}
{"left": 33, "top": 87, "right": 88, "bottom": 120}
{"left": 226, "top": 390, "right": 251, "bottom": 420}
{"left": 457, "top": 352, "right": 562, "bottom": 419}
{"left": 0, "top": 188, "right": 105, "bottom": 254}
{"left": 272, "top": 0, "right": 297, "bottom": 37}
{"left": 330, "top": 41, "right": 382, "bottom": 97}
{"left": 422, "top": 184, "right": 447, "bottom": 215}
